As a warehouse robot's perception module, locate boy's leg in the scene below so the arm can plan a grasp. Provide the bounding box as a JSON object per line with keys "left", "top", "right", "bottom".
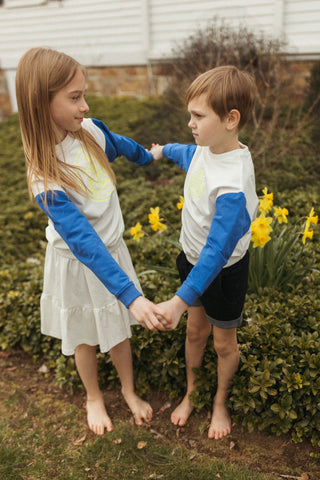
{"left": 208, "top": 326, "right": 239, "bottom": 440}
{"left": 75, "top": 343, "right": 113, "bottom": 435}
{"left": 109, "top": 338, "right": 153, "bottom": 425}
{"left": 171, "top": 306, "right": 211, "bottom": 426}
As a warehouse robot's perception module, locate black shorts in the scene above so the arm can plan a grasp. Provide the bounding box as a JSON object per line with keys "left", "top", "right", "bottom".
{"left": 176, "top": 250, "right": 249, "bottom": 329}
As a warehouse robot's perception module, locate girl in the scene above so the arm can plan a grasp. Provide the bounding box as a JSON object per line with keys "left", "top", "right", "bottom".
{"left": 15, "top": 47, "right": 170, "bottom": 435}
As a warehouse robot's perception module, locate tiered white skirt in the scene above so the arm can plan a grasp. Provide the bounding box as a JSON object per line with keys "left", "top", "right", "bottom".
{"left": 40, "top": 238, "right": 141, "bottom": 356}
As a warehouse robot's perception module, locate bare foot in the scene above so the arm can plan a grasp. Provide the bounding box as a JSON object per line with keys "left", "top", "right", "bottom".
{"left": 170, "top": 394, "right": 194, "bottom": 426}
{"left": 122, "top": 390, "right": 153, "bottom": 425}
{"left": 208, "top": 400, "right": 231, "bottom": 440}
{"left": 86, "top": 395, "right": 113, "bottom": 435}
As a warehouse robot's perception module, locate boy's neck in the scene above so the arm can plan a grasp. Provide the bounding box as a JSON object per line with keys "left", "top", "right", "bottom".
{"left": 209, "top": 136, "right": 241, "bottom": 155}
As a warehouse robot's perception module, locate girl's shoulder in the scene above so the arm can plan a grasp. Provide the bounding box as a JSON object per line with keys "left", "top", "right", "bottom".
{"left": 82, "top": 118, "right": 107, "bottom": 149}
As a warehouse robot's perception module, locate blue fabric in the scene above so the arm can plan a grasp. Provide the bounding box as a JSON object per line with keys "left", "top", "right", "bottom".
{"left": 176, "top": 192, "right": 251, "bottom": 305}
{"left": 35, "top": 190, "right": 141, "bottom": 308}
{"left": 92, "top": 118, "right": 153, "bottom": 165}
{"left": 163, "top": 143, "right": 197, "bottom": 172}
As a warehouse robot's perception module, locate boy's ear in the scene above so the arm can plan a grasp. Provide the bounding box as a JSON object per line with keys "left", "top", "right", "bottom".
{"left": 226, "top": 109, "right": 241, "bottom": 130}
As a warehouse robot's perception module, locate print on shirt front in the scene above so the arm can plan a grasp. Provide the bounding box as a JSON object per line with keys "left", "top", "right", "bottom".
{"left": 186, "top": 166, "right": 206, "bottom": 202}
{"left": 74, "top": 148, "right": 115, "bottom": 202}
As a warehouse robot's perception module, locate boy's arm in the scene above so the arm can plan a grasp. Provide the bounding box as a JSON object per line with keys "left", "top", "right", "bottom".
{"left": 150, "top": 143, "right": 197, "bottom": 172}
{"left": 176, "top": 192, "right": 251, "bottom": 306}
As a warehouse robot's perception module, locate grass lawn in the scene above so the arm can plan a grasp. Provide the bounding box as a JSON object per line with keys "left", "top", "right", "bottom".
{"left": 1, "top": 351, "right": 318, "bottom": 480}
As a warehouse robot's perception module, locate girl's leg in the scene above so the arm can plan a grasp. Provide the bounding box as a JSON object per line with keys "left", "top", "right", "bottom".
{"left": 74, "top": 344, "right": 113, "bottom": 435}
{"left": 109, "top": 338, "right": 153, "bottom": 425}
{"left": 208, "top": 326, "right": 239, "bottom": 440}
{"left": 171, "top": 306, "right": 211, "bottom": 426}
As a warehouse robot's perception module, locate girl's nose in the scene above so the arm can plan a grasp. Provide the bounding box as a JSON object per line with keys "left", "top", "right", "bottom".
{"left": 80, "top": 100, "right": 89, "bottom": 112}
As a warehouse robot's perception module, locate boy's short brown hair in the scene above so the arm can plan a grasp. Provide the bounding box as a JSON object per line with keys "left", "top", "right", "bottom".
{"left": 186, "top": 65, "right": 257, "bottom": 130}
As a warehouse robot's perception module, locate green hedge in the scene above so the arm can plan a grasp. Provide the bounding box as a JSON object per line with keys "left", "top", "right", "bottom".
{"left": 0, "top": 99, "right": 319, "bottom": 449}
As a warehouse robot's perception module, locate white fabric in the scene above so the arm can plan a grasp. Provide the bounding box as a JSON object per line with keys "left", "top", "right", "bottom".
{"left": 180, "top": 144, "right": 258, "bottom": 266}
{"left": 31, "top": 118, "right": 124, "bottom": 251}
{"left": 41, "top": 238, "right": 140, "bottom": 355}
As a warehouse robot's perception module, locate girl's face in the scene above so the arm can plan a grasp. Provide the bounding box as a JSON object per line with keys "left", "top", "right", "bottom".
{"left": 187, "top": 94, "right": 239, "bottom": 154}
{"left": 49, "top": 68, "right": 89, "bottom": 143}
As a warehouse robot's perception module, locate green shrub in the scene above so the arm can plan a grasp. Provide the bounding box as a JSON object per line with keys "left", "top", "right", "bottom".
{"left": 0, "top": 98, "right": 319, "bottom": 448}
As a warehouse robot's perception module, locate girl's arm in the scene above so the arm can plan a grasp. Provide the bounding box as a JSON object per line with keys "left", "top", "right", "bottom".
{"left": 91, "top": 118, "right": 154, "bottom": 166}
{"left": 176, "top": 191, "right": 251, "bottom": 306}
{"left": 36, "top": 190, "right": 171, "bottom": 330}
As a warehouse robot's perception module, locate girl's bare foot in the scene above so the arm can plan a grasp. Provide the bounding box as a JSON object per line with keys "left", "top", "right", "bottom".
{"left": 170, "top": 394, "right": 194, "bottom": 426}
{"left": 208, "top": 400, "right": 231, "bottom": 440}
{"left": 122, "top": 390, "right": 153, "bottom": 425}
{"left": 86, "top": 395, "right": 113, "bottom": 435}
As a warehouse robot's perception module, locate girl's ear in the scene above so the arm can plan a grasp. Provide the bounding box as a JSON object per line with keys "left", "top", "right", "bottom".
{"left": 226, "top": 109, "right": 241, "bottom": 131}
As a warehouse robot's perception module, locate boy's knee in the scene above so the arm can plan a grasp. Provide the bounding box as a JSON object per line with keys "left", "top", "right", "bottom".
{"left": 186, "top": 321, "right": 211, "bottom": 343}
{"left": 213, "top": 334, "right": 239, "bottom": 358}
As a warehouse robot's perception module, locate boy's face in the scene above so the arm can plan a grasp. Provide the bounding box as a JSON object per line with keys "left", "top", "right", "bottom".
{"left": 187, "top": 94, "right": 235, "bottom": 154}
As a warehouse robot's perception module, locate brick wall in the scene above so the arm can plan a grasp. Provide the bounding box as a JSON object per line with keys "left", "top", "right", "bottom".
{"left": 0, "top": 60, "right": 315, "bottom": 121}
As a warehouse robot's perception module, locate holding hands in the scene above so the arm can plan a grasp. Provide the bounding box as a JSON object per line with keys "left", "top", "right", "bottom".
{"left": 130, "top": 296, "right": 187, "bottom": 332}
{"left": 150, "top": 143, "right": 164, "bottom": 161}
{"left": 129, "top": 296, "right": 173, "bottom": 332}
{"left": 157, "top": 296, "right": 188, "bottom": 330}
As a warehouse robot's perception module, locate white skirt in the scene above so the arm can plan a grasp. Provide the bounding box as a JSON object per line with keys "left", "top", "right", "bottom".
{"left": 40, "top": 238, "right": 141, "bottom": 356}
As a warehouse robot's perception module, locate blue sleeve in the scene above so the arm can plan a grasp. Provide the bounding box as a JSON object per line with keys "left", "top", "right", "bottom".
{"left": 91, "top": 118, "right": 153, "bottom": 166}
{"left": 162, "top": 143, "right": 197, "bottom": 172}
{"left": 36, "top": 190, "right": 141, "bottom": 308}
{"left": 176, "top": 192, "right": 251, "bottom": 305}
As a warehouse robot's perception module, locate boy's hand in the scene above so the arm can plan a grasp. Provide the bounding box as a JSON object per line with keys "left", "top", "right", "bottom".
{"left": 129, "top": 296, "right": 172, "bottom": 332}
{"left": 157, "top": 296, "right": 188, "bottom": 330}
{"left": 150, "top": 143, "right": 164, "bottom": 161}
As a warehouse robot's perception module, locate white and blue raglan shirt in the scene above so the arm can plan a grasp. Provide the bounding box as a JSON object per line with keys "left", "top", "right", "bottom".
{"left": 31, "top": 118, "right": 153, "bottom": 308}
{"left": 162, "top": 143, "right": 259, "bottom": 306}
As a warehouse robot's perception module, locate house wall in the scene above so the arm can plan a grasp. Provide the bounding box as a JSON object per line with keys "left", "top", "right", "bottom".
{"left": 0, "top": 0, "right": 319, "bottom": 119}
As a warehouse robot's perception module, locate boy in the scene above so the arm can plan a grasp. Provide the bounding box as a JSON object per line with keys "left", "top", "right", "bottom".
{"left": 151, "top": 65, "right": 258, "bottom": 440}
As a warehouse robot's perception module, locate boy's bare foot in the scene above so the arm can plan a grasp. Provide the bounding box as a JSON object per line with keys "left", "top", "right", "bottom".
{"left": 86, "top": 396, "right": 113, "bottom": 435}
{"left": 170, "top": 394, "right": 194, "bottom": 426}
{"left": 208, "top": 400, "right": 231, "bottom": 440}
{"left": 122, "top": 390, "right": 153, "bottom": 425}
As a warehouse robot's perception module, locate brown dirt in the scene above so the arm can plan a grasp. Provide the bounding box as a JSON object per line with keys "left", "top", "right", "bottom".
{"left": 1, "top": 350, "right": 319, "bottom": 479}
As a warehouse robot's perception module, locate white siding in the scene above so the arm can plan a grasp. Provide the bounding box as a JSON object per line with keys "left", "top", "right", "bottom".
{"left": 0, "top": 0, "right": 319, "bottom": 70}
{"left": 0, "top": 0, "right": 319, "bottom": 111}
{"left": 0, "top": 0, "right": 148, "bottom": 69}
{"left": 284, "top": 0, "right": 320, "bottom": 55}
{"left": 148, "top": 0, "right": 279, "bottom": 59}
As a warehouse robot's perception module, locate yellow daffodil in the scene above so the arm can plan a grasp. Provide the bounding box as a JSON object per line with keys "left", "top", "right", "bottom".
{"left": 302, "top": 226, "right": 313, "bottom": 245}
{"left": 148, "top": 206, "right": 167, "bottom": 232}
{"left": 301, "top": 207, "right": 318, "bottom": 244}
{"left": 259, "top": 187, "right": 274, "bottom": 214}
{"left": 306, "top": 207, "right": 318, "bottom": 226}
{"left": 177, "top": 195, "right": 184, "bottom": 210}
{"left": 251, "top": 214, "right": 273, "bottom": 248}
{"left": 130, "top": 222, "right": 145, "bottom": 242}
{"left": 274, "top": 206, "right": 289, "bottom": 224}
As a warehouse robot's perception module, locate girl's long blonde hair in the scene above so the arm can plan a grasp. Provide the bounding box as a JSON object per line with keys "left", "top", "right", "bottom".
{"left": 16, "top": 47, "right": 116, "bottom": 202}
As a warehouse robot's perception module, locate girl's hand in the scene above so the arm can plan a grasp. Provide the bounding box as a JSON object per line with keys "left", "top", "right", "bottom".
{"left": 149, "top": 143, "right": 164, "bottom": 162}
{"left": 129, "top": 296, "right": 172, "bottom": 331}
